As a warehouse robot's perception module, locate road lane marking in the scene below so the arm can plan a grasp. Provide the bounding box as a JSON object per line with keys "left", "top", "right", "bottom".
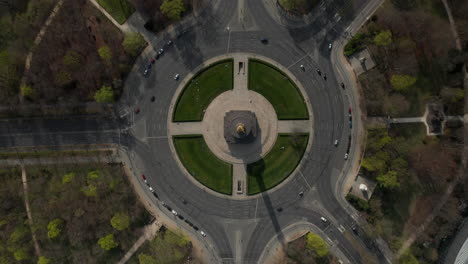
{"left": 254, "top": 198, "right": 258, "bottom": 219}
{"left": 299, "top": 171, "right": 312, "bottom": 189}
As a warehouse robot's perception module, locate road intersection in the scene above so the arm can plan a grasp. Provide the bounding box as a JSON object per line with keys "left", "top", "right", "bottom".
{"left": 0, "top": 0, "right": 391, "bottom": 263}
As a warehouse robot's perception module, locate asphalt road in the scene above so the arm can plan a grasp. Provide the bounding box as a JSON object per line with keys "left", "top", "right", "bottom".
{"left": 0, "top": 0, "right": 390, "bottom": 263}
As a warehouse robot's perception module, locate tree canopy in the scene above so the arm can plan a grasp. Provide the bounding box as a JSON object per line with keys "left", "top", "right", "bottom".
{"left": 160, "top": 0, "right": 186, "bottom": 20}
{"left": 37, "top": 256, "right": 51, "bottom": 264}
{"left": 138, "top": 254, "right": 158, "bottom": 264}
{"left": 94, "top": 85, "right": 114, "bottom": 103}
{"left": 111, "top": 212, "right": 130, "bottom": 231}
{"left": 305, "top": 232, "right": 329, "bottom": 257}
{"left": 98, "top": 45, "right": 112, "bottom": 63}
{"left": 98, "top": 234, "right": 119, "bottom": 251}
{"left": 123, "top": 33, "right": 146, "bottom": 56}
{"left": 390, "top": 74, "right": 417, "bottom": 92}
{"left": 377, "top": 170, "right": 400, "bottom": 189}
{"left": 374, "top": 30, "right": 392, "bottom": 46}
{"left": 47, "top": 218, "right": 64, "bottom": 239}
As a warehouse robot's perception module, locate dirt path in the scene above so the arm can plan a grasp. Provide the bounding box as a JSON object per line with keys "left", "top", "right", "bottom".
{"left": 20, "top": 0, "right": 64, "bottom": 96}
{"left": 117, "top": 220, "right": 162, "bottom": 264}
{"left": 441, "top": 0, "right": 462, "bottom": 51}
{"left": 20, "top": 165, "right": 42, "bottom": 257}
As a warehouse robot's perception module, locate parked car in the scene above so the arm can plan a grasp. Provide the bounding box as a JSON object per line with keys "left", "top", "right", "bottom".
{"left": 260, "top": 38, "right": 268, "bottom": 44}
{"left": 158, "top": 48, "right": 164, "bottom": 55}
{"left": 200, "top": 231, "right": 207, "bottom": 237}
{"left": 171, "top": 210, "right": 178, "bottom": 216}
{"left": 150, "top": 96, "right": 155, "bottom": 102}
{"left": 328, "top": 43, "right": 332, "bottom": 50}
{"left": 141, "top": 174, "right": 147, "bottom": 181}
{"left": 149, "top": 186, "right": 154, "bottom": 193}
{"left": 134, "top": 108, "right": 140, "bottom": 114}
{"left": 316, "top": 69, "right": 321, "bottom": 75}
{"left": 143, "top": 69, "right": 149, "bottom": 76}
{"left": 151, "top": 58, "right": 155, "bottom": 64}
{"left": 193, "top": 226, "right": 199, "bottom": 231}
{"left": 323, "top": 74, "right": 327, "bottom": 80}
{"left": 341, "top": 82, "right": 345, "bottom": 89}
{"left": 320, "top": 217, "right": 328, "bottom": 223}
{"left": 344, "top": 153, "right": 349, "bottom": 160}
{"left": 334, "top": 140, "right": 339, "bottom": 146}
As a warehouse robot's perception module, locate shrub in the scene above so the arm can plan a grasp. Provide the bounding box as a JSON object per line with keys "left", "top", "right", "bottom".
{"left": 63, "top": 50, "right": 81, "bottom": 67}
{"left": 110, "top": 212, "right": 130, "bottom": 231}
{"left": 98, "top": 234, "right": 119, "bottom": 250}
{"left": 123, "top": 33, "right": 146, "bottom": 56}
{"left": 47, "top": 218, "right": 64, "bottom": 239}
{"left": 87, "top": 170, "right": 100, "bottom": 180}
{"left": 138, "top": 253, "right": 157, "bottom": 264}
{"left": 160, "top": 0, "right": 186, "bottom": 20}
{"left": 344, "top": 33, "right": 367, "bottom": 56}
{"left": 94, "top": 85, "right": 114, "bottom": 103}
{"left": 13, "top": 248, "right": 29, "bottom": 261}
{"left": 54, "top": 70, "right": 72, "bottom": 86}
{"left": 81, "top": 185, "right": 97, "bottom": 197}
{"left": 376, "top": 170, "right": 400, "bottom": 189}
{"left": 37, "top": 256, "right": 51, "bottom": 264}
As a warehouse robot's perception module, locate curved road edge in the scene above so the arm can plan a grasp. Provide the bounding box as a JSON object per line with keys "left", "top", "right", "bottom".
{"left": 330, "top": 0, "right": 393, "bottom": 263}
{"left": 258, "top": 221, "right": 352, "bottom": 264}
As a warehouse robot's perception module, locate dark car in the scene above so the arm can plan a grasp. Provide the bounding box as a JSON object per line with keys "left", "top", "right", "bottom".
{"left": 323, "top": 74, "right": 327, "bottom": 80}
{"left": 151, "top": 58, "right": 155, "bottom": 64}
{"left": 349, "top": 121, "right": 352, "bottom": 128}
{"left": 177, "top": 215, "right": 184, "bottom": 220}
{"left": 155, "top": 54, "right": 160, "bottom": 60}
{"left": 193, "top": 226, "right": 199, "bottom": 231}
{"left": 134, "top": 108, "right": 140, "bottom": 114}
{"left": 166, "top": 206, "right": 172, "bottom": 212}
{"left": 150, "top": 96, "right": 155, "bottom": 102}
{"left": 141, "top": 174, "right": 146, "bottom": 180}
{"left": 152, "top": 192, "right": 159, "bottom": 199}
{"left": 316, "top": 69, "right": 321, "bottom": 75}
{"left": 341, "top": 82, "right": 345, "bottom": 89}
{"left": 260, "top": 38, "right": 268, "bottom": 44}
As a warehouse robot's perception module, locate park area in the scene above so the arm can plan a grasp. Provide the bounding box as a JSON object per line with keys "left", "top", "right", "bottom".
{"left": 248, "top": 59, "right": 309, "bottom": 120}
{"left": 283, "top": 232, "right": 339, "bottom": 264}
{"left": 128, "top": 227, "right": 199, "bottom": 264}
{"left": 349, "top": 122, "right": 465, "bottom": 263}
{"left": 0, "top": 163, "right": 151, "bottom": 263}
{"left": 97, "top": 0, "right": 135, "bottom": 24}
{"left": 173, "top": 59, "right": 234, "bottom": 122}
{"left": 247, "top": 134, "right": 308, "bottom": 195}
{"left": 173, "top": 135, "right": 233, "bottom": 195}
{"left": 349, "top": 0, "right": 466, "bottom": 117}
{"left": 277, "top": 0, "right": 320, "bottom": 15}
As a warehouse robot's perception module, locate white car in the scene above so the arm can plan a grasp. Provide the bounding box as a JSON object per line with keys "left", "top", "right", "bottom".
{"left": 200, "top": 231, "right": 206, "bottom": 237}
{"left": 328, "top": 43, "right": 332, "bottom": 50}
{"left": 149, "top": 186, "right": 154, "bottom": 193}
{"left": 174, "top": 74, "right": 180, "bottom": 80}
{"left": 171, "top": 210, "right": 178, "bottom": 216}
{"left": 344, "top": 153, "right": 349, "bottom": 160}
{"left": 320, "top": 217, "right": 328, "bottom": 223}
{"left": 334, "top": 140, "right": 339, "bottom": 146}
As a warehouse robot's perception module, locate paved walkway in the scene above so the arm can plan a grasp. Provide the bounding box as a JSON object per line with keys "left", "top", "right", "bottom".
{"left": 117, "top": 220, "right": 162, "bottom": 264}
{"left": 21, "top": 165, "right": 42, "bottom": 257}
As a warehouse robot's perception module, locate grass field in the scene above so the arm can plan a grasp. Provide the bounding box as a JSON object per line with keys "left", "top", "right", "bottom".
{"left": 173, "top": 136, "right": 233, "bottom": 195}
{"left": 247, "top": 134, "right": 308, "bottom": 195}
{"left": 173, "top": 59, "right": 233, "bottom": 122}
{"left": 248, "top": 59, "right": 308, "bottom": 120}
{"left": 96, "top": 0, "right": 135, "bottom": 24}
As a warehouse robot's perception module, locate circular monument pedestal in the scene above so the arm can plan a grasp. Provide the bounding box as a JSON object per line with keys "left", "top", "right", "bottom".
{"left": 202, "top": 90, "right": 278, "bottom": 164}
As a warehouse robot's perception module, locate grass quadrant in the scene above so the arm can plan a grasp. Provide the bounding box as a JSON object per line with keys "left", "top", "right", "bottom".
{"left": 96, "top": 0, "right": 135, "bottom": 24}
{"left": 173, "top": 135, "right": 233, "bottom": 195}
{"left": 248, "top": 59, "right": 309, "bottom": 120}
{"left": 247, "top": 134, "right": 309, "bottom": 195}
{"left": 173, "top": 59, "right": 234, "bottom": 122}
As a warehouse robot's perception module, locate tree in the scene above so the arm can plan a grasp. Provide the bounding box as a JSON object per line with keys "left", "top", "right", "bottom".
{"left": 98, "top": 234, "right": 119, "bottom": 250}
{"left": 160, "top": 0, "right": 186, "bottom": 20}
{"left": 123, "top": 33, "right": 146, "bottom": 56}
{"left": 63, "top": 50, "right": 81, "bottom": 67}
{"left": 111, "top": 212, "right": 130, "bottom": 231}
{"left": 37, "top": 256, "right": 51, "bottom": 264}
{"left": 98, "top": 45, "right": 112, "bottom": 63}
{"left": 81, "top": 185, "right": 97, "bottom": 197}
{"left": 94, "top": 85, "right": 114, "bottom": 103}
{"left": 374, "top": 30, "right": 392, "bottom": 46}
{"left": 13, "top": 248, "right": 28, "bottom": 261}
{"left": 62, "top": 172, "right": 75, "bottom": 184}
{"left": 377, "top": 170, "right": 400, "bottom": 189}
{"left": 47, "top": 218, "right": 64, "bottom": 239}
{"left": 54, "top": 70, "right": 72, "bottom": 86}
{"left": 138, "top": 253, "right": 157, "bottom": 264}
{"left": 305, "top": 232, "right": 329, "bottom": 257}
{"left": 20, "top": 84, "right": 35, "bottom": 99}
{"left": 361, "top": 156, "right": 387, "bottom": 173}
{"left": 87, "top": 170, "right": 100, "bottom": 180}
{"left": 390, "top": 74, "right": 417, "bottom": 92}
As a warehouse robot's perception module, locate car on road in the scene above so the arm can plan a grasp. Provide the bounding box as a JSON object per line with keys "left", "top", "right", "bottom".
{"left": 334, "top": 139, "right": 339, "bottom": 146}
{"left": 260, "top": 38, "right": 268, "bottom": 44}
{"left": 193, "top": 225, "right": 199, "bottom": 231}
{"left": 348, "top": 107, "right": 352, "bottom": 113}
{"left": 328, "top": 43, "right": 332, "bottom": 50}
{"left": 143, "top": 69, "right": 149, "bottom": 76}
{"left": 155, "top": 54, "right": 160, "bottom": 60}
{"left": 134, "top": 108, "right": 140, "bottom": 114}
{"left": 349, "top": 121, "right": 352, "bottom": 128}
{"left": 177, "top": 214, "right": 184, "bottom": 220}
{"left": 200, "top": 231, "right": 207, "bottom": 237}
{"left": 316, "top": 69, "right": 321, "bottom": 75}
{"left": 320, "top": 217, "right": 328, "bottom": 223}
{"left": 341, "top": 82, "right": 345, "bottom": 89}
{"left": 171, "top": 209, "right": 178, "bottom": 216}
{"left": 150, "top": 96, "right": 155, "bottom": 102}
{"left": 323, "top": 74, "right": 327, "bottom": 80}
{"left": 151, "top": 58, "right": 155, "bottom": 64}
{"left": 184, "top": 219, "right": 193, "bottom": 226}
{"left": 174, "top": 74, "right": 180, "bottom": 80}
{"left": 167, "top": 40, "right": 173, "bottom": 46}
{"left": 141, "top": 174, "right": 146, "bottom": 181}
{"left": 152, "top": 192, "right": 159, "bottom": 199}
{"left": 149, "top": 186, "right": 154, "bottom": 192}
{"left": 344, "top": 153, "right": 349, "bottom": 160}
{"left": 352, "top": 226, "right": 358, "bottom": 234}
{"left": 158, "top": 48, "right": 164, "bottom": 55}
{"left": 147, "top": 63, "right": 152, "bottom": 69}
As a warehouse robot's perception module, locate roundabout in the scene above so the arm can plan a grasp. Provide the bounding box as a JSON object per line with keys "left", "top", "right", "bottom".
{"left": 168, "top": 54, "right": 312, "bottom": 197}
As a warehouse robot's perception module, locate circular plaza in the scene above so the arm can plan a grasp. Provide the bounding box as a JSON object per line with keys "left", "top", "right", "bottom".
{"left": 168, "top": 54, "right": 313, "bottom": 197}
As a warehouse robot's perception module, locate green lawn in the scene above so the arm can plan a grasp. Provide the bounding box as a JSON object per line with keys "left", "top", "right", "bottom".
{"left": 173, "top": 59, "right": 233, "bottom": 122}
{"left": 247, "top": 134, "right": 309, "bottom": 195}
{"left": 248, "top": 59, "right": 309, "bottom": 120}
{"left": 173, "top": 136, "right": 233, "bottom": 195}
{"left": 96, "top": 0, "right": 135, "bottom": 24}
